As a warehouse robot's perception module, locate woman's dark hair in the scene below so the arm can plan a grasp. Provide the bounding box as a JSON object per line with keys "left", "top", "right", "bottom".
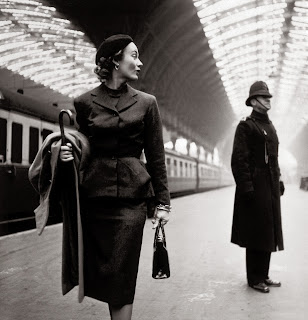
{"left": 94, "top": 50, "right": 124, "bottom": 81}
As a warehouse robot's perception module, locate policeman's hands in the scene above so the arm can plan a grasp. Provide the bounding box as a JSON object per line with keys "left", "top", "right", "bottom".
{"left": 59, "top": 143, "right": 74, "bottom": 162}
{"left": 152, "top": 208, "right": 170, "bottom": 229}
{"left": 280, "top": 181, "right": 285, "bottom": 196}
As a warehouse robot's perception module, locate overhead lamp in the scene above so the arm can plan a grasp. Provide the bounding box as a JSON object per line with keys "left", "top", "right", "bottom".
{"left": 296, "top": 1, "right": 308, "bottom": 9}
{"left": 197, "top": 0, "right": 252, "bottom": 18}
{"left": 0, "top": 20, "right": 13, "bottom": 27}
{"left": 0, "top": 40, "right": 36, "bottom": 53}
{"left": 53, "top": 17, "right": 70, "bottom": 24}
{"left": 1, "top": 8, "right": 51, "bottom": 17}
{"left": 202, "top": 6, "right": 273, "bottom": 31}
{"left": 291, "top": 20, "right": 308, "bottom": 28}
{"left": 3, "top": 0, "right": 42, "bottom": 5}
{"left": 0, "top": 32, "right": 24, "bottom": 41}
{"left": 193, "top": 0, "right": 211, "bottom": 8}
{"left": 294, "top": 7, "right": 308, "bottom": 14}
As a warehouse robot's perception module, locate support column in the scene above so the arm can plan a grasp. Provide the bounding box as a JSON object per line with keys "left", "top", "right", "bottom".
{"left": 186, "top": 139, "right": 192, "bottom": 156}
{"left": 170, "top": 132, "right": 178, "bottom": 151}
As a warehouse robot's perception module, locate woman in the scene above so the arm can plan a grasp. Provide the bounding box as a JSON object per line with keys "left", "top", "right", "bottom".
{"left": 60, "top": 34, "right": 171, "bottom": 320}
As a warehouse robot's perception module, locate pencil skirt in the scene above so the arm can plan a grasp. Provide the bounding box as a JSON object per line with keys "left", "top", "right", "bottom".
{"left": 82, "top": 197, "right": 147, "bottom": 305}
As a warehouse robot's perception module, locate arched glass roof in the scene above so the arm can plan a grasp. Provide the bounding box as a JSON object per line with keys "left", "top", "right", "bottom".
{"left": 0, "top": 0, "right": 99, "bottom": 98}
{"left": 0, "top": 0, "right": 307, "bottom": 148}
{"left": 193, "top": 0, "right": 308, "bottom": 146}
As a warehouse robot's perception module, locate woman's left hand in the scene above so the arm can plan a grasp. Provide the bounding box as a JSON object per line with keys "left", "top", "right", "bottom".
{"left": 152, "top": 209, "right": 170, "bottom": 229}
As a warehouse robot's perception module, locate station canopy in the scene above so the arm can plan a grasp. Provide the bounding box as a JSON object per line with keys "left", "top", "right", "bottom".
{"left": 0, "top": 0, "right": 307, "bottom": 150}
{"left": 0, "top": 0, "right": 99, "bottom": 98}
{"left": 193, "top": 0, "right": 308, "bottom": 146}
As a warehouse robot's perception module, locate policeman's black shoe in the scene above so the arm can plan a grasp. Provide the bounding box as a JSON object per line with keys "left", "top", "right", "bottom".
{"left": 249, "top": 282, "right": 270, "bottom": 293}
{"left": 264, "top": 278, "right": 281, "bottom": 287}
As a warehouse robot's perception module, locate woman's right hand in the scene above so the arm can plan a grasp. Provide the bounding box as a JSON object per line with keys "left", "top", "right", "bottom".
{"left": 59, "top": 143, "right": 74, "bottom": 162}
{"left": 152, "top": 208, "right": 170, "bottom": 229}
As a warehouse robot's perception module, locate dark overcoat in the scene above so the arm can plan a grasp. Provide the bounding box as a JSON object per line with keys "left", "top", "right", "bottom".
{"left": 28, "top": 131, "right": 91, "bottom": 302}
{"left": 74, "top": 83, "right": 170, "bottom": 205}
{"left": 231, "top": 110, "right": 284, "bottom": 252}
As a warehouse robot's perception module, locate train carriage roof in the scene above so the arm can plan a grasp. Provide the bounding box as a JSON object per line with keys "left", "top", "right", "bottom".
{"left": 0, "top": 87, "right": 64, "bottom": 123}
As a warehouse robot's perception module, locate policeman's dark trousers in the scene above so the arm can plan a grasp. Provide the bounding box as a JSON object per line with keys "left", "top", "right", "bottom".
{"left": 246, "top": 249, "right": 271, "bottom": 286}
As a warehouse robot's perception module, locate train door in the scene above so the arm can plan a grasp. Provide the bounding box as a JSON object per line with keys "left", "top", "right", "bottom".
{"left": 195, "top": 159, "right": 199, "bottom": 191}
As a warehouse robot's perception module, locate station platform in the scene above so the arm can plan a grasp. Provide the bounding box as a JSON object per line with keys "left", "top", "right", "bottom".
{"left": 0, "top": 185, "right": 307, "bottom": 320}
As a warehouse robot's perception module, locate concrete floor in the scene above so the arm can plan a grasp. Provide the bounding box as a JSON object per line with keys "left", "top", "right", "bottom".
{"left": 0, "top": 185, "right": 307, "bottom": 320}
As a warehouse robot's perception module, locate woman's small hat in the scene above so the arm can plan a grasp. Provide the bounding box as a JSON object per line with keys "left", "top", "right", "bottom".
{"left": 245, "top": 81, "right": 272, "bottom": 106}
{"left": 95, "top": 34, "right": 133, "bottom": 65}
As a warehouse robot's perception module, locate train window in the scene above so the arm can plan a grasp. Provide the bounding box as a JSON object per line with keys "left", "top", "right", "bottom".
{"left": 11, "top": 122, "right": 23, "bottom": 163}
{"left": 173, "top": 159, "right": 177, "bottom": 177}
{"left": 166, "top": 157, "right": 171, "bottom": 176}
{"left": 29, "top": 127, "right": 39, "bottom": 164}
{"left": 41, "top": 128, "right": 53, "bottom": 141}
{"left": 0, "top": 117, "right": 7, "bottom": 162}
{"left": 179, "top": 161, "right": 183, "bottom": 177}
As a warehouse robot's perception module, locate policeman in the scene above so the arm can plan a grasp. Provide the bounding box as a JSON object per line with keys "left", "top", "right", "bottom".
{"left": 231, "top": 81, "right": 285, "bottom": 293}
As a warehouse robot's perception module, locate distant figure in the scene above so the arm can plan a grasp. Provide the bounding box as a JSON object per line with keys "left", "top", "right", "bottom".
{"left": 60, "top": 34, "right": 171, "bottom": 319}
{"left": 231, "top": 81, "right": 285, "bottom": 293}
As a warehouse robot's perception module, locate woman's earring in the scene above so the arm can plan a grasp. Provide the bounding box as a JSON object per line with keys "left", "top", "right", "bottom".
{"left": 114, "top": 64, "right": 119, "bottom": 70}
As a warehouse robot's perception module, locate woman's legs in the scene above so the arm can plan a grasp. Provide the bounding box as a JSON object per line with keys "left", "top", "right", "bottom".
{"left": 108, "top": 304, "right": 133, "bottom": 320}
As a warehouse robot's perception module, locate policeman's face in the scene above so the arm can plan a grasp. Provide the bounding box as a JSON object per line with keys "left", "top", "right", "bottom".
{"left": 117, "top": 42, "right": 143, "bottom": 81}
{"left": 252, "top": 95, "right": 271, "bottom": 113}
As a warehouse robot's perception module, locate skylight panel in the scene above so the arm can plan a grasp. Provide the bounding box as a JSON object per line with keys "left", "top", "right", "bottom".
{"left": 0, "top": 0, "right": 99, "bottom": 97}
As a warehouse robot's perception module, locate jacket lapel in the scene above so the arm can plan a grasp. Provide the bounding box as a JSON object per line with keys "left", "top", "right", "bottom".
{"left": 116, "top": 84, "right": 138, "bottom": 112}
{"left": 91, "top": 84, "right": 118, "bottom": 112}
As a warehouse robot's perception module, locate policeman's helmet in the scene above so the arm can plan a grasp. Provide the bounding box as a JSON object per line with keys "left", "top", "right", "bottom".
{"left": 245, "top": 81, "right": 272, "bottom": 106}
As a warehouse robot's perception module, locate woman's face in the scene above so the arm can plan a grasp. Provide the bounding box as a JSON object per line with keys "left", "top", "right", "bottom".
{"left": 117, "top": 42, "right": 143, "bottom": 81}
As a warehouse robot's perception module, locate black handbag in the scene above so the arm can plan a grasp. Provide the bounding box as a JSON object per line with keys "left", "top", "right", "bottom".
{"left": 152, "top": 222, "right": 170, "bottom": 279}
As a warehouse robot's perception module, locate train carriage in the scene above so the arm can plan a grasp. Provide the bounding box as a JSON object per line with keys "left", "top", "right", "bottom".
{"left": 165, "top": 149, "right": 198, "bottom": 194}
{"left": 0, "top": 89, "right": 65, "bottom": 235}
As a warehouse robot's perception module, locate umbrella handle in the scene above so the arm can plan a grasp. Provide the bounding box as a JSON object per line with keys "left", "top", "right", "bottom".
{"left": 59, "top": 109, "right": 74, "bottom": 146}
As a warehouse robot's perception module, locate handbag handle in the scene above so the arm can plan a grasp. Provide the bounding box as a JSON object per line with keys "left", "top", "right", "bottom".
{"left": 153, "top": 221, "right": 167, "bottom": 247}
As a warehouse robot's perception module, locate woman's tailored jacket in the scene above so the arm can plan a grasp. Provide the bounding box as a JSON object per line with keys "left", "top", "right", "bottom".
{"left": 74, "top": 83, "right": 170, "bottom": 205}
{"left": 231, "top": 111, "right": 284, "bottom": 252}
